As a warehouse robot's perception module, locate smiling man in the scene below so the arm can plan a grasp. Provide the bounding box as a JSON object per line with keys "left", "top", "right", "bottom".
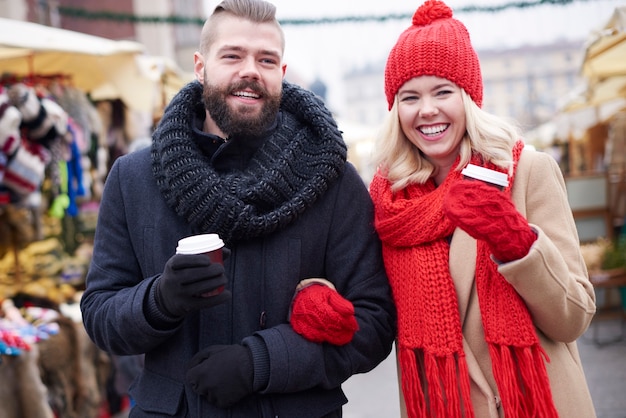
{"left": 195, "top": 7, "right": 286, "bottom": 138}
{"left": 79, "top": 0, "right": 396, "bottom": 417}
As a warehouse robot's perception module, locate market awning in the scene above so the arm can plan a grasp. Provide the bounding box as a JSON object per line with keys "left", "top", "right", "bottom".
{"left": 0, "top": 17, "right": 160, "bottom": 112}
{"left": 557, "top": 6, "right": 626, "bottom": 138}
{"left": 582, "top": 6, "right": 626, "bottom": 82}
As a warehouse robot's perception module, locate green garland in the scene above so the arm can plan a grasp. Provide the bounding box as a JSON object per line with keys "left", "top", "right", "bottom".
{"left": 57, "top": 0, "right": 599, "bottom": 26}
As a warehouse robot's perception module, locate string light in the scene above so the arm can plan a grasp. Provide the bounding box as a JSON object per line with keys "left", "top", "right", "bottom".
{"left": 57, "top": 0, "right": 600, "bottom": 26}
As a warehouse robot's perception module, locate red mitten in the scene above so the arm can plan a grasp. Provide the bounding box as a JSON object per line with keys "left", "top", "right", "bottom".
{"left": 290, "top": 281, "right": 359, "bottom": 345}
{"left": 443, "top": 179, "right": 537, "bottom": 262}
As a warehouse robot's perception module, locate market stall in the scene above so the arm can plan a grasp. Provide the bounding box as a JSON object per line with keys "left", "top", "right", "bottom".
{"left": 557, "top": 6, "right": 626, "bottom": 343}
{"left": 547, "top": 6, "right": 626, "bottom": 242}
{"left": 0, "top": 19, "right": 181, "bottom": 417}
{"left": 0, "top": 17, "right": 154, "bottom": 111}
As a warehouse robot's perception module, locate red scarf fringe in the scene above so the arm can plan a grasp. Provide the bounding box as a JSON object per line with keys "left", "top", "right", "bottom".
{"left": 400, "top": 347, "right": 475, "bottom": 418}
{"left": 488, "top": 344, "right": 558, "bottom": 417}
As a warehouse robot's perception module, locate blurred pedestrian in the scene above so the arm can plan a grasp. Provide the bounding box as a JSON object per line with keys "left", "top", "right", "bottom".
{"left": 80, "top": 0, "right": 396, "bottom": 416}
{"left": 369, "top": 1, "right": 596, "bottom": 417}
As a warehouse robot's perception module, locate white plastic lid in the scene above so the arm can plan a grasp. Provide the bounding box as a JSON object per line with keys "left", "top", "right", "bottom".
{"left": 176, "top": 234, "right": 224, "bottom": 254}
{"left": 461, "top": 164, "right": 509, "bottom": 188}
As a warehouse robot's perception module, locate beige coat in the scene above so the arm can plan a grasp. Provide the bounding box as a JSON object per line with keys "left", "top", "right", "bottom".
{"left": 398, "top": 147, "right": 597, "bottom": 417}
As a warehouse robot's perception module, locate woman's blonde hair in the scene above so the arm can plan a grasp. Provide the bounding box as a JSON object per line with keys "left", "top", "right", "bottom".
{"left": 372, "top": 89, "right": 521, "bottom": 192}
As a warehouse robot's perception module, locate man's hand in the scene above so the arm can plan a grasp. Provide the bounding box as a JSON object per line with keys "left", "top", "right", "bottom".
{"left": 155, "top": 253, "right": 231, "bottom": 318}
{"left": 186, "top": 344, "right": 254, "bottom": 408}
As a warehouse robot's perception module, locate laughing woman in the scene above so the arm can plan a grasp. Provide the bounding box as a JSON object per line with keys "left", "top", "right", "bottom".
{"left": 369, "top": 1, "right": 597, "bottom": 417}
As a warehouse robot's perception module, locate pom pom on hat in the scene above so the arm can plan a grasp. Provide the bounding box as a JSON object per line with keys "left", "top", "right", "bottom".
{"left": 412, "top": 0, "right": 452, "bottom": 25}
{"left": 384, "top": 0, "right": 483, "bottom": 110}
{"left": 7, "top": 83, "right": 68, "bottom": 145}
{"left": 7, "top": 83, "right": 40, "bottom": 122}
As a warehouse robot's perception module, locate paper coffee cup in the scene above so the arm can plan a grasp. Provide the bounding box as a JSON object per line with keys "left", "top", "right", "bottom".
{"left": 176, "top": 234, "right": 225, "bottom": 297}
{"left": 461, "top": 164, "right": 509, "bottom": 189}
{"left": 176, "top": 234, "right": 224, "bottom": 264}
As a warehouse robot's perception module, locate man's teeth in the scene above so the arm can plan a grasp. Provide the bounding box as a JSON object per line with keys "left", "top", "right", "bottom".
{"left": 420, "top": 124, "right": 447, "bottom": 135}
{"left": 234, "top": 91, "right": 260, "bottom": 99}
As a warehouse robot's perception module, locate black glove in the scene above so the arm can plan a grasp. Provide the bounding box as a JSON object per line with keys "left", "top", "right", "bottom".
{"left": 186, "top": 344, "right": 254, "bottom": 408}
{"left": 155, "top": 253, "right": 231, "bottom": 318}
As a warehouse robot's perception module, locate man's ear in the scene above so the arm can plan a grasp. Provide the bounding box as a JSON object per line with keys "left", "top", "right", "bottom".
{"left": 193, "top": 52, "right": 206, "bottom": 83}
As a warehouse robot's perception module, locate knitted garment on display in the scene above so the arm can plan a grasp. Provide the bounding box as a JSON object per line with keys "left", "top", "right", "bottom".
{"left": 369, "top": 140, "right": 558, "bottom": 418}
{"left": 151, "top": 81, "right": 347, "bottom": 245}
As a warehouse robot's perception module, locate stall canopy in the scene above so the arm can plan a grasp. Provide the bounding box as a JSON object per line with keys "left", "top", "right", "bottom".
{"left": 557, "top": 6, "right": 626, "bottom": 138}
{"left": 582, "top": 6, "right": 626, "bottom": 82}
{"left": 574, "top": 6, "right": 626, "bottom": 107}
{"left": 577, "top": 6, "right": 626, "bottom": 110}
{"left": 0, "top": 17, "right": 164, "bottom": 112}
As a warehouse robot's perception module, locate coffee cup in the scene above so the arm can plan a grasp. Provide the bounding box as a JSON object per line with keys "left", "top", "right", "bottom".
{"left": 461, "top": 164, "right": 509, "bottom": 190}
{"left": 176, "top": 233, "right": 224, "bottom": 263}
{"left": 176, "top": 234, "right": 225, "bottom": 297}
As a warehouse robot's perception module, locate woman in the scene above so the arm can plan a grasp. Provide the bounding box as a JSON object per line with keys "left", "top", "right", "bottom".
{"left": 369, "top": 1, "right": 597, "bottom": 417}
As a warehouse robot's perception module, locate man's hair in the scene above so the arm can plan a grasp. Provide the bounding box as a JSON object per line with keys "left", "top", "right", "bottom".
{"left": 199, "top": 0, "right": 285, "bottom": 55}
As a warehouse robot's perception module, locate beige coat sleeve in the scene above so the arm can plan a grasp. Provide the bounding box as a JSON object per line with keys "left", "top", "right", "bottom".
{"left": 499, "top": 148, "right": 596, "bottom": 342}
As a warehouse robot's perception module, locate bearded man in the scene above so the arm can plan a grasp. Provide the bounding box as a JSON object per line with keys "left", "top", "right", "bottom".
{"left": 80, "top": 0, "right": 396, "bottom": 417}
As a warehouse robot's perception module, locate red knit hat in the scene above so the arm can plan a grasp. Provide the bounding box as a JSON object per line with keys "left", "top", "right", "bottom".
{"left": 384, "top": 0, "right": 483, "bottom": 110}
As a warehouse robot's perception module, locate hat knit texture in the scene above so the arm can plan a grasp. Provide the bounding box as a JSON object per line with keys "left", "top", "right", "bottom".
{"left": 384, "top": 0, "right": 483, "bottom": 109}
{"left": 370, "top": 141, "right": 558, "bottom": 418}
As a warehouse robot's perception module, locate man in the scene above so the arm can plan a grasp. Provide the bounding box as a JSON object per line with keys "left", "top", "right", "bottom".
{"left": 79, "top": 0, "right": 396, "bottom": 417}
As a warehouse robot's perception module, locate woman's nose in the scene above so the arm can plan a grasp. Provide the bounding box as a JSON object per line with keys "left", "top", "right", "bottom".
{"left": 418, "top": 97, "right": 439, "bottom": 117}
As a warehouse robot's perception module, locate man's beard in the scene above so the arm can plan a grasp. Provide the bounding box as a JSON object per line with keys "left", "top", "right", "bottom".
{"left": 202, "top": 78, "right": 281, "bottom": 138}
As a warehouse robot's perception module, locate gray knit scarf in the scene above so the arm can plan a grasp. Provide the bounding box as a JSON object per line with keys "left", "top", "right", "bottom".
{"left": 151, "top": 81, "right": 347, "bottom": 245}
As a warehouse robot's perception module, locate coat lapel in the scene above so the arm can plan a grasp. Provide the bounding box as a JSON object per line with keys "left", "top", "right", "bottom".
{"left": 449, "top": 228, "right": 477, "bottom": 322}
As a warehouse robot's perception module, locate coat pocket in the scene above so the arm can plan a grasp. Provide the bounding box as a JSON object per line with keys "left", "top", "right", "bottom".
{"left": 129, "top": 368, "right": 185, "bottom": 416}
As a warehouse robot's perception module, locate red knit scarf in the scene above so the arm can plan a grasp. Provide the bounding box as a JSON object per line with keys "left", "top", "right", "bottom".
{"left": 369, "top": 141, "right": 558, "bottom": 418}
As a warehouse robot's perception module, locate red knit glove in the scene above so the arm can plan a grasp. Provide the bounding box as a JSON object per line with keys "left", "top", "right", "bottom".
{"left": 289, "top": 281, "right": 359, "bottom": 346}
{"left": 443, "top": 180, "right": 537, "bottom": 262}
